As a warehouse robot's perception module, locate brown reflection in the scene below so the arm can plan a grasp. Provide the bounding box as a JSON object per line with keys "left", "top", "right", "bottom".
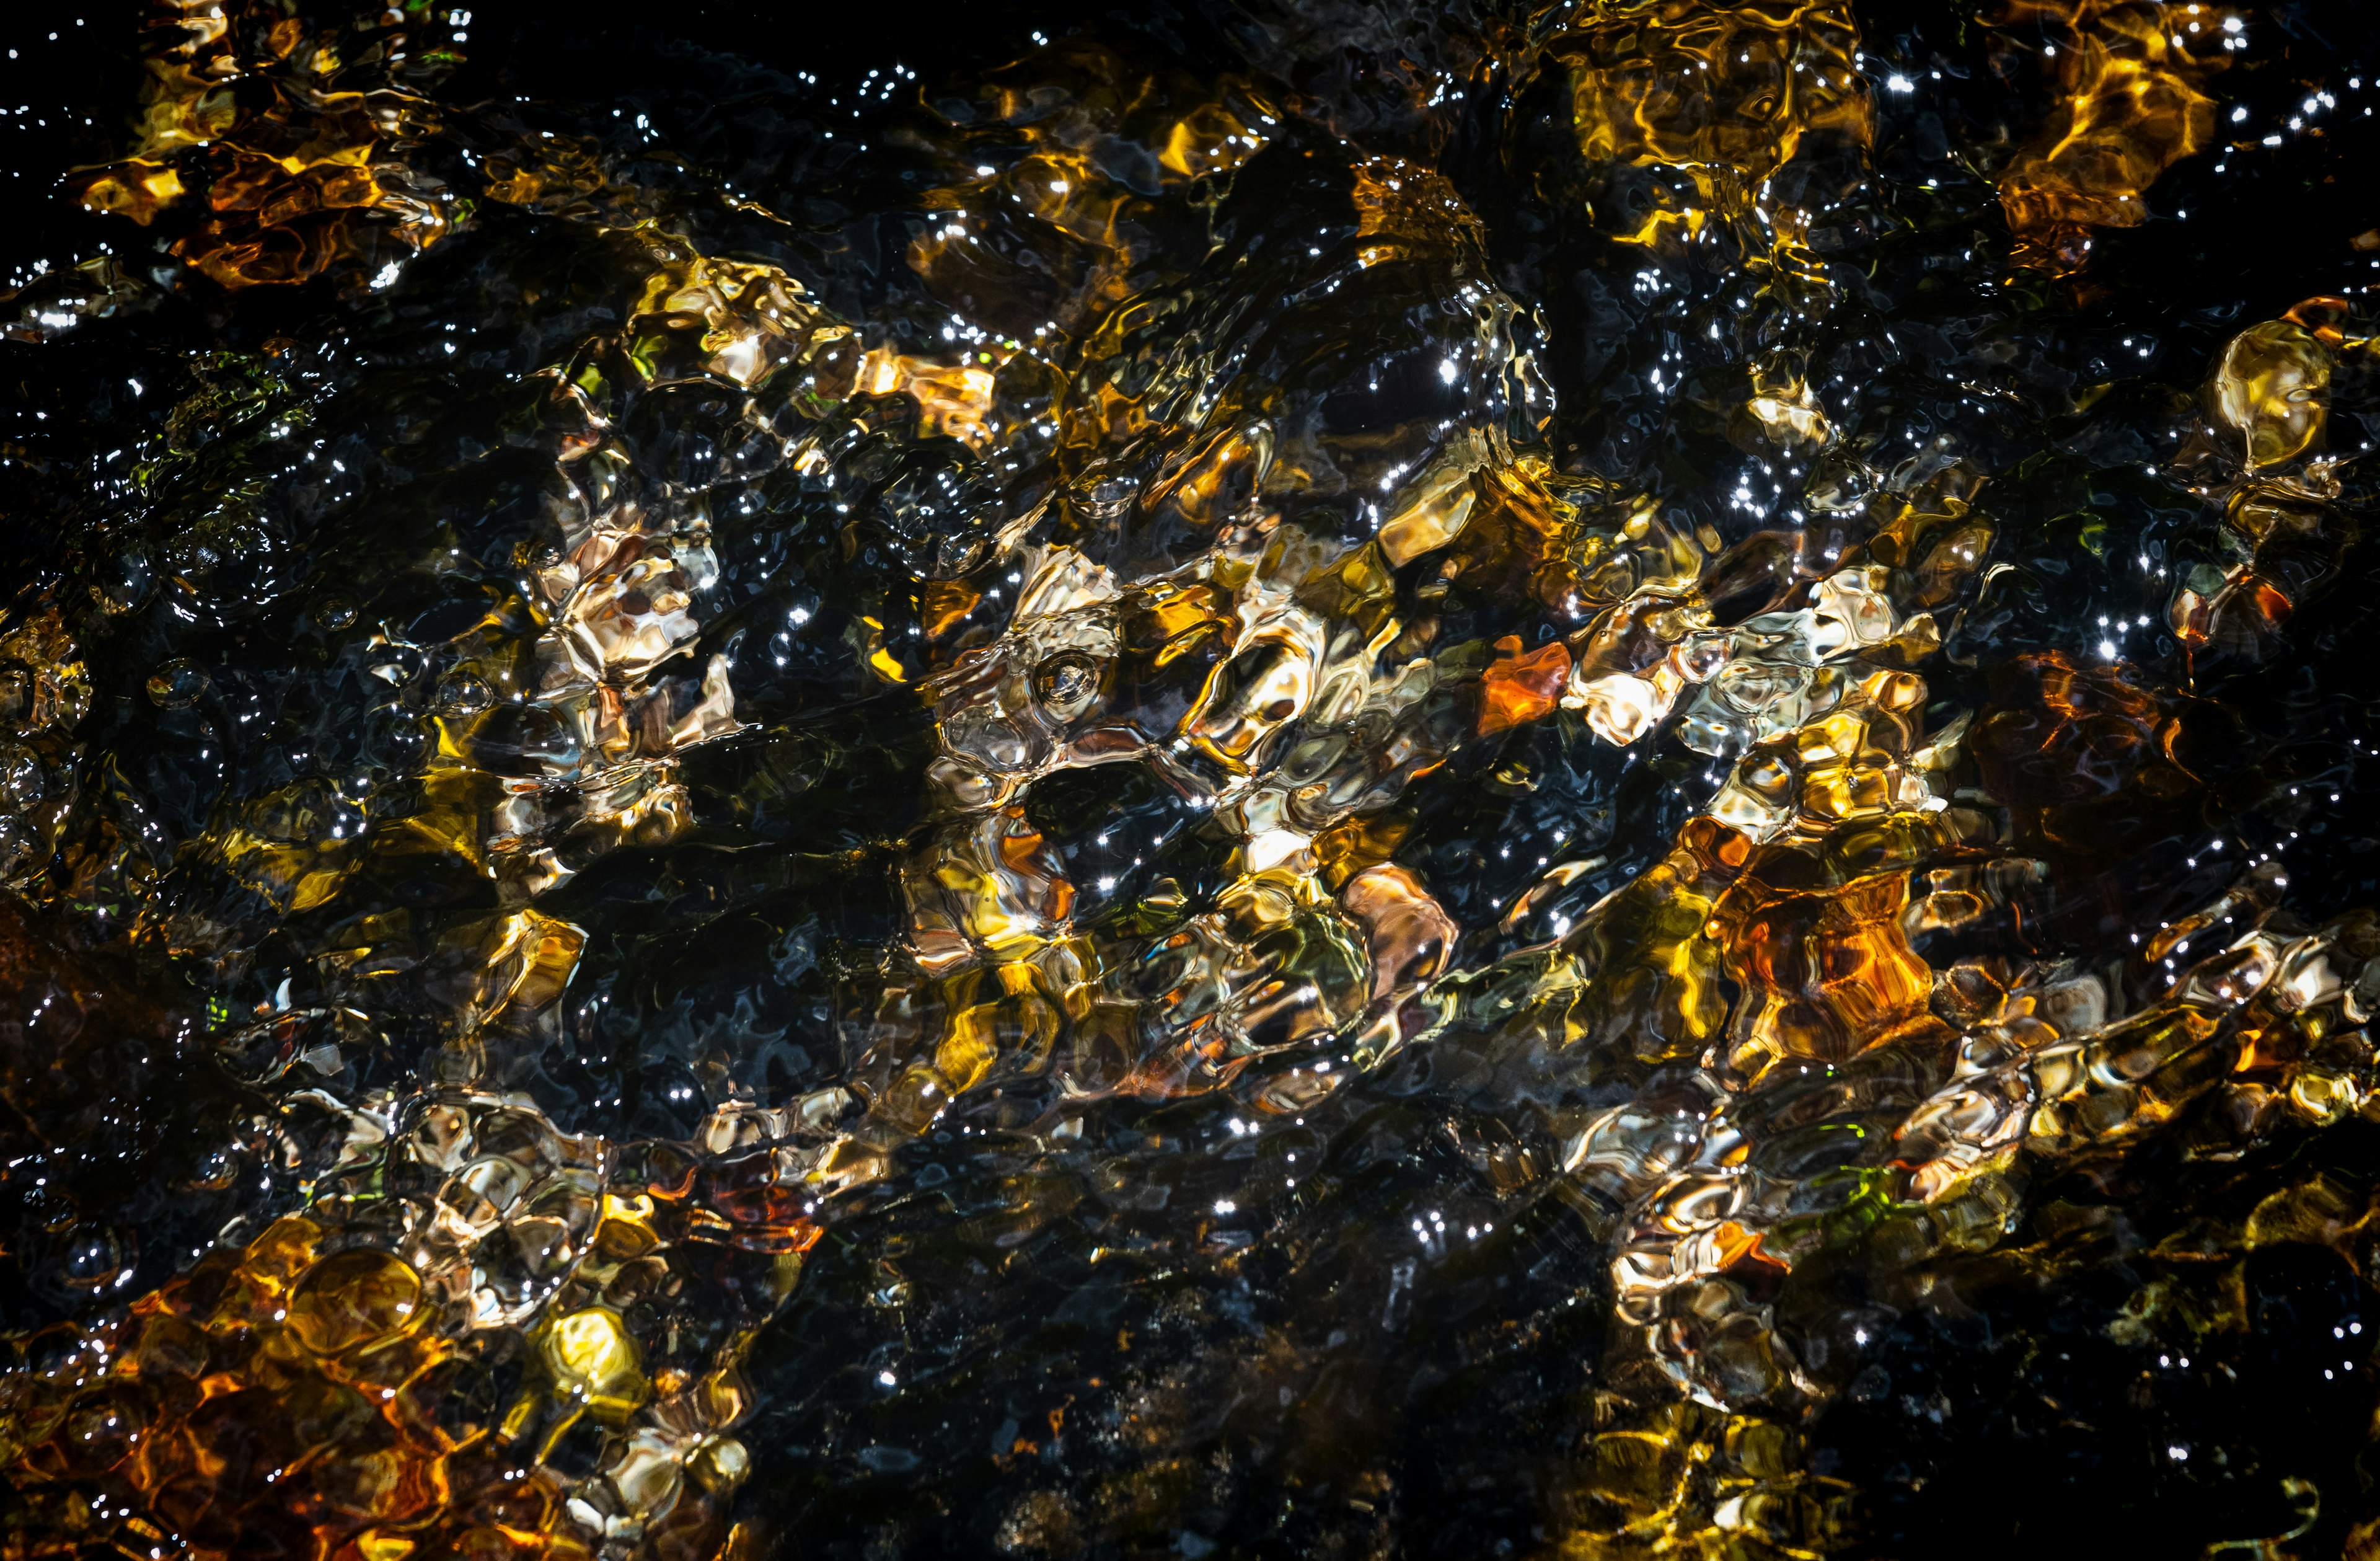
{"left": 902, "top": 42, "right": 1276, "bottom": 342}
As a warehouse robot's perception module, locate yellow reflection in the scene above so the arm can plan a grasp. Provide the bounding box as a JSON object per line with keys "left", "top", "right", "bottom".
{"left": 1991, "top": 0, "right": 2230, "bottom": 274}
{"left": 1553, "top": 0, "right": 1869, "bottom": 284}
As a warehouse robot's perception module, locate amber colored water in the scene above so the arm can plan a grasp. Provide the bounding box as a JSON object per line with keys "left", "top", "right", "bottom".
{"left": 3, "top": 1, "right": 2380, "bottom": 1555}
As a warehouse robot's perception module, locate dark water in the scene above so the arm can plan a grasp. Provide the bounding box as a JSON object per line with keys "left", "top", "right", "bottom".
{"left": 4, "top": 1, "right": 2380, "bottom": 1556}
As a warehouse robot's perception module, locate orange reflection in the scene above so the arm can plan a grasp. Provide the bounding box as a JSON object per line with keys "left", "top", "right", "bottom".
{"left": 73, "top": 0, "right": 457, "bottom": 288}
{"left": 1479, "top": 635, "right": 1574, "bottom": 736}
{"left": 1712, "top": 860, "right": 1947, "bottom": 1079}
{"left": 4, "top": 1219, "right": 596, "bottom": 1561}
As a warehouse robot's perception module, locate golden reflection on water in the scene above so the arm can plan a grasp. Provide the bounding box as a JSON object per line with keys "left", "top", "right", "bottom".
{"left": 1988, "top": 0, "right": 2229, "bottom": 276}
{"left": 4, "top": 0, "right": 2379, "bottom": 1554}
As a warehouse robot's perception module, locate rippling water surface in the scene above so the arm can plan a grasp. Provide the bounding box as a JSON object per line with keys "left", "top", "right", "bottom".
{"left": 3, "top": 0, "right": 2380, "bottom": 1554}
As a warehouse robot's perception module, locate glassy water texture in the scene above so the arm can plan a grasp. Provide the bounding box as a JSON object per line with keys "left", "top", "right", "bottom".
{"left": 2, "top": 0, "right": 2380, "bottom": 1555}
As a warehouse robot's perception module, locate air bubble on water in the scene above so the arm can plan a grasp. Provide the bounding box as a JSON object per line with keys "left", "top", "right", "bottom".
{"left": 92, "top": 546, "right": 154, "bottom": 614}
{"left": 437, "top": 672, "right": 495, "bottom": 717}
{"left": 146, "top": 659, "right": 208, "bottom": 709}
{"left": 0, "top": 742, "right": 47, "bottom": 812}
